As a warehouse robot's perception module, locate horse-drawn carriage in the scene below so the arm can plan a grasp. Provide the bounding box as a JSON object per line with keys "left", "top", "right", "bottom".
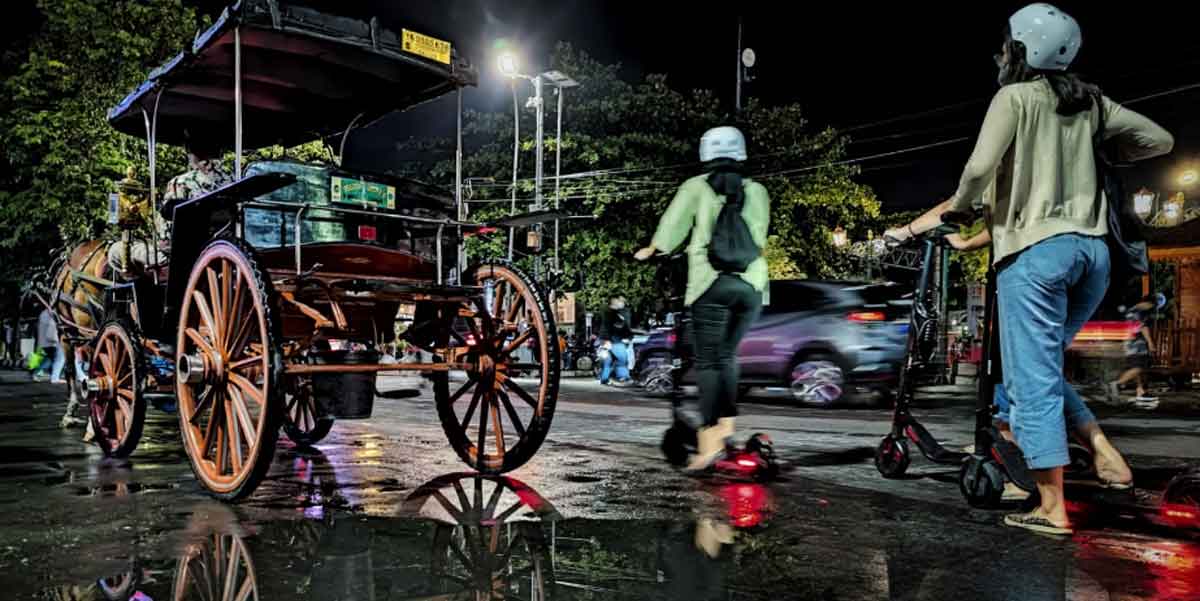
{"left": 48, "top": 0, "right": 560, "bottom": 500}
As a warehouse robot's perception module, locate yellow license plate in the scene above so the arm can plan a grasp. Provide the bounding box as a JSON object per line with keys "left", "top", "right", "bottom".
{"left": 402, "top": 29, "right": 451, "bottom": 65}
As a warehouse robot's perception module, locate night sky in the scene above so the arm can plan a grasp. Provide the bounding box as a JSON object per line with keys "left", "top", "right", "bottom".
{"left": 337, "top": 1, "right": 1200, "bottom": 211}
{"left": 46, "top": 1, "right": 1200, "bottom": 211}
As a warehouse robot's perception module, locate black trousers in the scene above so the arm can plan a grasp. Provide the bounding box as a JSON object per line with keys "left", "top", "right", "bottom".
{"left": 690, "top": 274, "right": 762, "bottom": 427}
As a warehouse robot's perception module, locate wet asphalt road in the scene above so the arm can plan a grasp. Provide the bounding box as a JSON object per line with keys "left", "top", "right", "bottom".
{"left": 2, "top": 370, "right": 1200, "bottom": 600}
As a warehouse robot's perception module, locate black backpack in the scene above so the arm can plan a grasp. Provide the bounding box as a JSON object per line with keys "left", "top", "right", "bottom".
{"left": 706, "top": 174, "right": 760, "bottom": 273}
{"left": 1093, "top": 93, "right": 1149, "bottom": 284}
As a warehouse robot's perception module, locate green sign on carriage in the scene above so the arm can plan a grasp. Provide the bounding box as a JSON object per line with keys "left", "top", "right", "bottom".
{"left": 330, "top": 175, "right": 396, "bottom": 210}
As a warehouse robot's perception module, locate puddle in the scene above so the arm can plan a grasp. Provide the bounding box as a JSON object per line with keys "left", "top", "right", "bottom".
{"left": 71, "top": 481, "right": 179, "bottom": 497}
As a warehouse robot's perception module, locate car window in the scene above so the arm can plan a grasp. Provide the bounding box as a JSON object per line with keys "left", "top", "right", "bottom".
{"left": 850, "top": 284, "right": 908, "bottom": 306}
{"left": 765, "top": 282, "right": 831, "bottom": 314}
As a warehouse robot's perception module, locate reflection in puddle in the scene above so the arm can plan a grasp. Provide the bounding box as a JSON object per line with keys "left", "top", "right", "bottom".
{"left": 41, "top": 471, "right": 1200, "bottom": 601}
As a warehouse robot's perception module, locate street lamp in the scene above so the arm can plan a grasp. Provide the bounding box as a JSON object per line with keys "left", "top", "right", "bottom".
{"left": 1180, "top": 169, "right": 1198, "bottom": 188}
{"left": 832, "top": 226, "right": 848, "bottom": 248}
{"left": 497, "top": 50, "right": 578, "bottom": 274}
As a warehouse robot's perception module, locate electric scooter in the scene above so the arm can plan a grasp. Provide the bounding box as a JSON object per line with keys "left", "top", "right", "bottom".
{"left": 874, "top": 224, "right": 971, "bottom": 477}
{"left": 957, "top": 249, "right": 1200, "bottom": 530}
{"left": 649, "top": 254, "right": 778, "bottom": 481}
{"left": 901, "top": 212, "right": 1200, "bottom": 532}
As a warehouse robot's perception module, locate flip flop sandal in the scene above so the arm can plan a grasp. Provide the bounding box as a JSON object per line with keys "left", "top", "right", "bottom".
{"left": 1004, "top": 513, "right": 1073, "bottom": 535}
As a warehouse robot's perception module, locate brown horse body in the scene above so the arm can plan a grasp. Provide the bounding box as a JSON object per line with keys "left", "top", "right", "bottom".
{"left": 47, "top": 239, "right": 111, "bottom": 429}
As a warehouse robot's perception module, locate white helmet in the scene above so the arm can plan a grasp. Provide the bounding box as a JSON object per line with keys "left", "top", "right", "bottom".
{"left": 1009, "top": 3, "right": 1081, "bottom": 71}
{"left": 699, "top": 126, "right": 747, "bottom": 163}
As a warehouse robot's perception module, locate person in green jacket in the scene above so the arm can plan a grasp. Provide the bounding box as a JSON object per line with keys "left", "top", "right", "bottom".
{"left": 635, "top": 126, "right": 770, "bottom": 471}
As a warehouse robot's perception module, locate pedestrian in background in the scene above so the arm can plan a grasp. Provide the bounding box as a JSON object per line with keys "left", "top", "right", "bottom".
{"left": 636, "top": 126, "right": 769, "bottom": 471}
{"left": 1109, "top": 293, "right": 1164, "bottom": 408}
{"left": 33, "top": 307, "right": 65, "bottom": 383}
{"left": 597, "top": 296, "right": 634, "bottom": 386}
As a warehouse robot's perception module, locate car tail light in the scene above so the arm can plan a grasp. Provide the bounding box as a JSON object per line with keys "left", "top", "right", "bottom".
{"left": 357, "top": 225, "right": 377, "bottom": 241}
{"left": 848, "top": 311, "right": 886, "bottom": 322}
{"left": 667, "top": 331, "right": 678, "bottom": 347}
{"left": 464, "top": 226, "right": 499, "bottom": 238}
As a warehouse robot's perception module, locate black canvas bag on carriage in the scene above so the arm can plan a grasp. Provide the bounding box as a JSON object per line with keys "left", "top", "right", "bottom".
{"left": 1093, "top": 93, "right": 1150, "bottom": 284}
{"left": 705, "top": 171, "right": 760, "bottom": 274}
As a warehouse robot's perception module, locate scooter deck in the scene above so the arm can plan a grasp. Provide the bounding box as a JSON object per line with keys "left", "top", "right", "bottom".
{"left": 905, "top": 420, "right": 969, "bottom": 465}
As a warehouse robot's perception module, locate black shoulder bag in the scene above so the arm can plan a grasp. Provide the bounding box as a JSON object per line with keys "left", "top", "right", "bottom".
{"left": 1093, "top": 93, "right": 1150, "bottom": 285}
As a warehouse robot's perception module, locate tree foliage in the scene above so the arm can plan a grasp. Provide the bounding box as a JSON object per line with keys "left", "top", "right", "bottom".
{"left": 0, "top": 0, "right": 202, "bottom": 295}
{"left": 398, "top": 43, "right": 881, "bottom": 315}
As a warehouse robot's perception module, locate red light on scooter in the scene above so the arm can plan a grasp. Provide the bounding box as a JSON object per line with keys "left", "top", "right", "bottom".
{"left": 667, "top": 331, "right": 678, "bottom": 346}
{"left": 736, "top": 458, "right": 758, "bottom": 468}
{"left": 848, "top": 311, "right": 886, "bottom": 322}
{"left": 358, "top": 225, "right": 378, "bottom": 241}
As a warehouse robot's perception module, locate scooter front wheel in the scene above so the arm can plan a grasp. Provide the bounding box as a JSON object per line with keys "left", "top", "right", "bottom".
{"left": 875, "top": 435, "right": 911, "bottom": 478}
{"left": 959, "top": 455, "right": 1005, "bottom": 508}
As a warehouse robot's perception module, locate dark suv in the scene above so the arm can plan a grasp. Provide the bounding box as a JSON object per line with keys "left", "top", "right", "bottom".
{"left": 633, "top": 280, "right": 910, "bottom": 406}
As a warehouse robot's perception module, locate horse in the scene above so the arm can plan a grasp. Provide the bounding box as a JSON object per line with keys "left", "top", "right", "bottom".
{"left": 42, "top": 239, "right": 111, "bottom": 431}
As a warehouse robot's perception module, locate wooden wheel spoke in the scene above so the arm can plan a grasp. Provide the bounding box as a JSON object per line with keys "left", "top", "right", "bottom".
{"left": 460, "top": 385, "right": 483, "bottom": 432}
{"left": 190, "top": 387, "right": 215, "bottom": 426}
{"left": 501, "top": 328, "right": 533, "bottom": 357}
{"left": 448, "top": 378, "right": 477, "bottom": 404}
{"left": 501, "top": 377, "right": 540, "bottom": 411}
{"left": 225, "top": 397, "right": 243, "bottom": 474}
{"left": 491, "top": 397, "right": 506, "bottom": 457}
{"left": 185, "top": 327, "right": 218, "bottom": 361}
{"left": 200, "top": 396, "right": 222, "bottom": 458}
{"left": 491, "top": 281, "right": 507, "bottom": 320}
{"left": 497, "top": 390, "right": 526, "bottom": 437}
{"left": 97, "top": 345, "right": 114, "bottom": 376}
{"left": 448, "top": 541, "right": 475, "bottom": 572}
{"left": 432, "top": 490, "right": 465, "bottom": 521}
{"left": 221, "top": 537, "right": 239, "bottom": 601}
{"left": 190, "top": 291, "right": 220, "bottom": 352}
{"left": 234, "top": 576, "right": 254, "bottom": 601}
{"left": 477, "top": 390, "right": 491, "bottom": 461}
{"left": 230, "top": 387, "right": 258, "bottom": 451}
{"left": 114, "top": 402, "right": 126, "bottom": 440}
{"left": 229, "top": 355, "right": 264, "bottom": 372}
{"left": 206, "top": 267, "right": 224, "bottom": 350}
{"left": 228, "top": 373, "right": 265, "bottom": 407}
{"left": 225, "top": 267, "right": 244, "bottom": 349}
{"left": 227, "top": 317, "right": 256, "bottom": 362}
{"left": 483, "top": 480, "right": 505, "bottom": 519}
{"left": 504, "top": 293, "right": 526, "bottom": 325}
{"left": 215, "top": 422, "right": 227, "bottom": 475}
{"left": 116, "top": 371, "right": 132, "bottom": 387}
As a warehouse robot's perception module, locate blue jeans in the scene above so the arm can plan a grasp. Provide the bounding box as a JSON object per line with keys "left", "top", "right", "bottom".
{"left": 600, "top": 341, "right": 630, "bottom": 383}
{"left": 997, "top": 234, "right": 1106, "bottom": 470}
{"left": 37, "top": 346, "right": 65, "bottom": 381}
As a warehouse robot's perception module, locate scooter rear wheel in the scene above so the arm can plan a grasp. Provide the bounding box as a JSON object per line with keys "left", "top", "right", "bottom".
{"left": 875, "top": 435, "right": 911, "bottom": 478}
{"left": 959, "top": 455, "right": 1005, "bottom": 508}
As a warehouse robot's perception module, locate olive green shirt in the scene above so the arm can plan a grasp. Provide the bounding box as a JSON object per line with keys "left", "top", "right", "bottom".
{"left": 651, "top": 174, "right": 770, "bottom": 306}
{"left": 950, "top": 79, "right": 1174, "bottom": 264}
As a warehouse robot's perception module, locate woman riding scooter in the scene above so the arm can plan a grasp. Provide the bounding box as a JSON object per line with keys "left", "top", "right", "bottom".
{"left": 886, "top": 3, "right": 1173, "bottom": 534}
{"left": 635, "top": 126, "right": 770, "bottom": 472}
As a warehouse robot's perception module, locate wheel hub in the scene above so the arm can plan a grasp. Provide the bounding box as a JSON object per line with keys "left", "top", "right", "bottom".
{"left": 87, "top": 375, "right": 115, "bottom": 398}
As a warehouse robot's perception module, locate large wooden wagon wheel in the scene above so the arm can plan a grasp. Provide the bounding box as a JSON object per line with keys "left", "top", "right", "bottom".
{"left": 432, "top": 263, "right": 560, "bottom": 473}
{"left": 401, "top": 473, "right": 558, "bottom": 600}
{"left": 176, "top": 240, "right": 281, "bottom": 500}
{"left": 88, "top": 319, "right": 147, "bottom": 458}
{"left": 172, "top": 530, "right": 258, "bottom": 601}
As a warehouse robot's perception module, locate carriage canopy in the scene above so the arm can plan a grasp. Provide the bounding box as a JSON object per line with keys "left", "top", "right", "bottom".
{"left": 107, "top": 0, "right": 479, "bottom": 150}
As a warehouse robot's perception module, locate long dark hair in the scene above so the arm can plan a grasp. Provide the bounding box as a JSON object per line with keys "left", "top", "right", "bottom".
{"left": 998, "top": 26, "right": 1098, "bottom": 116}
{"left": 705, "top": 158, "right": 746, "bottom": 207}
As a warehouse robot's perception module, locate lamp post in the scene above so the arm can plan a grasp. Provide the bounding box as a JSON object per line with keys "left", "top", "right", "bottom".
{"left": 497, "top": 51, "right": 578, "bottom": 275}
